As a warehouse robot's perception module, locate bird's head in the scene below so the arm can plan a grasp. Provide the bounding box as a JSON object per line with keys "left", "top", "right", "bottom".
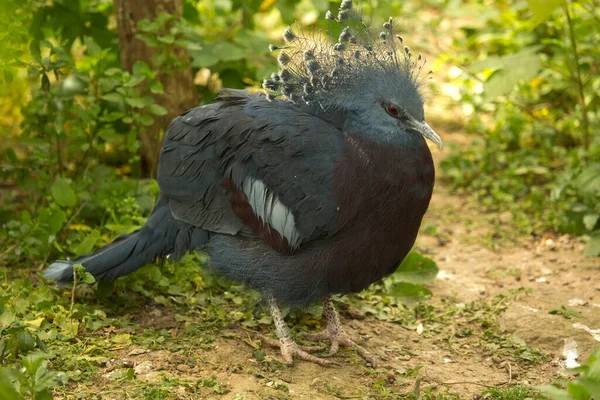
{"left": 263, "top": 0, "right": 442, "bottom": 149}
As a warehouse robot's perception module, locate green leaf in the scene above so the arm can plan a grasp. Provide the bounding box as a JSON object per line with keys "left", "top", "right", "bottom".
{"left": 213, "top": 41, "right": 247, "bottom": 61}
{"left": 132, "top": 61, "right": 152, "bottom": 77}
{"left": 41, "top": 73, "right": 50, "bottom": 92}
{"left": 149, "top": 80, "right": 163, "bottom": 94}
{"left": 51, "top": 178, "right": 77, "bottom": 208}
{"left": 16, "top": 330, "right": 35, "bottom": 352}
{"left": 549, "top": 305, "right": 582, "bottom": 319}
{"left": 0, "top": 310, "right": 16, "bottom": 330}
{"left": 566, "top": 381, "right": 590, "bottom": 400}
{"left": 125, "top": 97, "right": 149, "bottom": 108}
{"left": 584, "top": 232, "right": 600, "bottom": 257}
{"left": 536, "top": 384, "right": 573, "bottom": 400}
{"left": 190, "top": 49, "right": 219, "bottom": 67}
{"left": 468, "top": 46, "right": 543, "bottom": 100}
{"left": 139, "top": 115, "right": 154, "bottom": 126}
{"left": 3, "top": 69, "right": 14, "bottom": 83}
{"left": 101, "top": 93, "right": 123, "bottom": 103}
{"left": 234, "top": 32, "right": 271, "bottom": 54}
{"left": 0, "top": 368, "right": 23, "bottom": 400}
{"left": 386, "top": 282, "right": 432, "bottom": 305}
{"left": 527, "top": 0, "right": 564, "bottom": 26}
{"left": 124, "top": 74, "right": 145, "bottom": 87}
{"left": 575, "top": 164, "right": 600, "bottom": 201}
{"left": 5, "top": 148, "right": 17, "bottom": 163}
{"left": 583, "top": 215, "right": 599, "bottom": 231}
{"left": 579, "top": 379, "right": 600, "bottom": 399}
{"left": 392, "top": 252, "right": 439, "bottom": 284}
{"left": 38, "top": 207, "right": 67, "bottom": 234}
{"left": 30, "top": 40, "right": 41, "bottom": 62}
{"left": 149, "top": 104, "right": 167, "bottom": 116}
{"left": 73, "top": 230, "right": 101, "bottom": 255}
{"left": 73, "top": 264, "right": 95, "bottom": 284}
{"left": 33, "top": 389, "right": 54, "bottom": 400}
{"left": 83, "top": 36, "right": 102, "bottom": 55}
{"left": 104, "top": 68, "right": 122, "bottom": 76}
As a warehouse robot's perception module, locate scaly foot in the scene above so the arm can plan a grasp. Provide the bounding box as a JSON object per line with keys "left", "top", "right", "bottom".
{"left": 301, "top": 297, "right": 377, "bottom": 367}
{"left": 258, "top": 334, "right": 339, "bottom": 366}
{"left": 262, "top": 293, "right": 339, "bottom": 367}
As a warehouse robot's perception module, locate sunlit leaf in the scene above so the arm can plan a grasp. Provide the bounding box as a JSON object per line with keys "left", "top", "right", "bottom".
{"left": 392, "top": 252, "right": 439, "bottom": 284}
{"left": 584, "top": 232, "right": 600, "bottom": 257}
{"left": 149, "top": 104, "right": 168, "bottom": 116}
{"left": 0, "top": 368, "right": 22, "bottom": 400}
{"left": 386, "top": 282, "right": 433, "bottom": 305}
{"left": 101, "top": 93, "right": 123, "bottom": 103}
{"left": 468, "top": 46, "right": 543, "bottom": 100}
{"left": 51, "top": 178, "right": 77, "bottom": 208}
{"left": 149, "top": 80, "right": 163, "bottom": 94}
{"left": 527, "top": 0, "right": 563, "bottom": 26}
{"left": 73, "top": 230, "right": 101, "bottom": 255}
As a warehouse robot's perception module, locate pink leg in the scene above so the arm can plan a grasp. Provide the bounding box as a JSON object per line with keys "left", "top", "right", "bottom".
{"left": 258, "top": 294, "right": 340, "bottom": 367}
{"left": 301, "top": 297, "right": 377, "bottom": 366}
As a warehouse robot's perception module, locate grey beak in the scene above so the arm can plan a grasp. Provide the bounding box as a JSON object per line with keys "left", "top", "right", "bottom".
{"left": 416, "top": 121, "right": 442, "bottom": 150}
{"left": 417, "top": 121, "right": 443, "bottom": 149}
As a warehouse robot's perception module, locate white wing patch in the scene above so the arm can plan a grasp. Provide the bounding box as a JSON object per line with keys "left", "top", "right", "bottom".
{"left": 242, "top": 177, "right": 303, "bottom": 249}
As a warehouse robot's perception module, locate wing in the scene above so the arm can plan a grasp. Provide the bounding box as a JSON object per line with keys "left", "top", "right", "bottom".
{"left": 157, "top": 89, "right": 342, "bottom": 253}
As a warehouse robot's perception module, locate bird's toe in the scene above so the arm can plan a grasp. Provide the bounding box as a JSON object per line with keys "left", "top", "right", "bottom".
{"left": 298, "top": 330, "right": 330, "bottom": 341}
{"left": 258, "top": 334, "right": 339, "bottom": 367}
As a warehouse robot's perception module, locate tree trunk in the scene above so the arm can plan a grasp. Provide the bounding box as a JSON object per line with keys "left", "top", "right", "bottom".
{"left": 113, "top": 0, "right": 196, "bottom": 178}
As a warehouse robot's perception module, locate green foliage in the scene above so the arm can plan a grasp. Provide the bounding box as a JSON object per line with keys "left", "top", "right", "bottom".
{"left": 483, "top": 385, "right": 538, "bottom": 400}
{"left": 548, "top": 305, "right": 583, "bottom": 320}
{"left": 538, "top": 345, "right": 600, "bottom": 400}
{"left": 440, "top": 0, "right": 600, "bottom": 253}
{"left": 0, "top": 353, "right": 67, "bottom": 400}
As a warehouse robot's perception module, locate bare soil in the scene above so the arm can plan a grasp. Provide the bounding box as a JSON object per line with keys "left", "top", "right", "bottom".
{"left": 74, "top": 149, "right": 600, "bottom": 399}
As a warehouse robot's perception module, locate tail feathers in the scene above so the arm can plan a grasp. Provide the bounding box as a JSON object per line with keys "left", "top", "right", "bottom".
{"left": 44, "top": 199, "right": 209, "bottom": 286}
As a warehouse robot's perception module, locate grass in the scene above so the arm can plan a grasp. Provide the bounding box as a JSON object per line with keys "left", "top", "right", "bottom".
{"left": 0, "top": 253, "right": 552, "bottom": 399}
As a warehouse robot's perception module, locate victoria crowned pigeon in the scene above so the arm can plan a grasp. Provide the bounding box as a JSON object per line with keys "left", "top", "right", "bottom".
{"left": 45, "top": 0, "right": 442, "bottom": 367}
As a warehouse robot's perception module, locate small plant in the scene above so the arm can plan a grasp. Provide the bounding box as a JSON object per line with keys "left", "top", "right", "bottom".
{"left": 548, "top": 305, "right": 583, "bottom": 320}
{"left": 0, "top": 352, "right": 66, "bottom": 400}
{"left": 538, "top": 345, "right": 600, "bottom": 400}
{"left": 483, "top": 385, "right": 538, "bottom": 400}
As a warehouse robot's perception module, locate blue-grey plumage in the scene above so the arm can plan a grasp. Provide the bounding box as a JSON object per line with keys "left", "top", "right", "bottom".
{"left": 45, "top": 0, "right": 441, "bottom": 367}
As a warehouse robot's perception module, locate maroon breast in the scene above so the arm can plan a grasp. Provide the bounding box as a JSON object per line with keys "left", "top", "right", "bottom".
{"left": 326, "top": 132, "right": 435, "bottom": 294}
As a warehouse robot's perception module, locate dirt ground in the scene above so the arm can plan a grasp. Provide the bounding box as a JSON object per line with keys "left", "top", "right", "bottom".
{"left": 81, "top": 143, "right": 600, "bottom": 399}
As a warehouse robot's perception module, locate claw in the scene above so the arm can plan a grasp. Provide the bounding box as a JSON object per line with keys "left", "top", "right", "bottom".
{"left": 258, "top": 334, "right": 340, "bottom": 367}
{"left": 303, "top": 297, "right": 378, "bottom": 367}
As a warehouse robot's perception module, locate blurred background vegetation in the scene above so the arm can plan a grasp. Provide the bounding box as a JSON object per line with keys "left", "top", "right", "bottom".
{"left": 0, "top": 0, "right": 599, "bottom": 397}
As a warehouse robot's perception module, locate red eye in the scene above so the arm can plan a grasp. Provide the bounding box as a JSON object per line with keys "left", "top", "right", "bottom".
{"left": 387, "top": 105, "right": 399, "bottom": 116}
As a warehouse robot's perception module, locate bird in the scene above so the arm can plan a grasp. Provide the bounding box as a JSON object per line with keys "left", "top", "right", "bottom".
{"left": 44, "top": 0, "right": 441, "bottom": 367}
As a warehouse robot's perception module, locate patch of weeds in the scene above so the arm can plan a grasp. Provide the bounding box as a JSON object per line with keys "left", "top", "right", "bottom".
{"left": 267, "top": 380, "right": 289, "bottom": 393}
{"left": 422, "top": 385, "right": 462, "bottom": 400}
{"left": 548, "top": 306, "right": 582, "bottom": 320}
{"left": 198, "top": 375, "right": 226, "bottom": 394}
{"left": 144, "top": 388, "right": 178, "bottom": 400}
{"left": 483, "top": 332, "right": 545, "bottom": 365}
{"left": 0, "top": 352, "right": 67, "bottom": 399}
{"left": 426, "top": 289, "right": 528, "bottom": 334}
{"left": 483, "top": 385, "right": 538, "bottom": 400}
{"left": 418, "top": 289, "right": 545, "bottom": 366}
{"left": 313, "top": 378, "right": 345, "bottom": 398}
{"left": 455, "top": 327, "right": 473, "bottom": 338}
{"left": 538, "top": 344, "right": 600, "bottom": 400}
